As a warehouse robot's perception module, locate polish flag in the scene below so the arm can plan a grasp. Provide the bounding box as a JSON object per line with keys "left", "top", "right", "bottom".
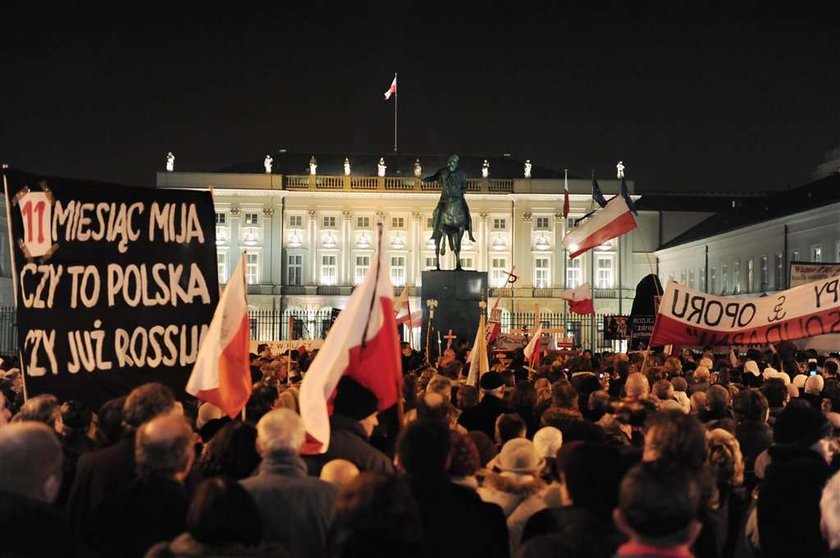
{"left": 466, "top": 311, "right": 490, "bottom": 386}
{"left": 523, "top": 325, "right": 543, "bottom": 367}
{"left": 384, "top": 75, "right": 397, "bottom": 100}
{"left": 299, "top": 224, "right": 402, "bottom": 454}
{"left": 560, "top": 283, "right": 595, "bottom": 315}
{"left": 397, "top": 310, "right": 423, "bottom": 329}
{"left": 187, "top": 254, "right": 252, "bottom": 419}
{"left": 562, "top": 195, "right": 637, "bottom": 259}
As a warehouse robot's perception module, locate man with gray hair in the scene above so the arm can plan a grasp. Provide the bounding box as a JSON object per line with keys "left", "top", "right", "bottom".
{"left": 242, "top": 408, "right": 338, "bottom": 558}
{"left": 67, "top": 382, "right": 177, "bottom": 529}
{"left": 84, "top": 414, "right": 193, "bottom": 557}
{"left": 0, "top": 422, "right": 75, "bottom": 556}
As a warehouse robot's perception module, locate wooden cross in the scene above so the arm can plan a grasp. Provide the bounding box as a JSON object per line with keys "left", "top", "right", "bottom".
{"left": 443, "top": 329, "right": 458, "bottom": 349}
{"left": 510, "top": 305, "right": 565, "bottom": 336}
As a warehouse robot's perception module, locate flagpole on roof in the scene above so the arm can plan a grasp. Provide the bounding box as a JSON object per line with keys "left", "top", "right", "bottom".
{"left": 393, "top": 73, "right": 398, "bottom": 152}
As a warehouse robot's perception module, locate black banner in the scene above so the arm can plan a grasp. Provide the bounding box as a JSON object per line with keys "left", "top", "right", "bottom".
{"left": 5, "top": 171, "right": 219, "bottom": 410}
{"left": 604, "top": 315, "right": 630, "bottom": 340}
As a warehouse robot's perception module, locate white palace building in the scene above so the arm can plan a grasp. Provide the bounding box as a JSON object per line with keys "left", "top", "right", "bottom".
{"left": 156, "top": 152, "right": 658, "bottom": 324}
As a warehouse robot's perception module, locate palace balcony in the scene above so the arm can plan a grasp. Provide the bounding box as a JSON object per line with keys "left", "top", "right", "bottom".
{"left": 283, "top": 175, "right": 514, "bottom": 193}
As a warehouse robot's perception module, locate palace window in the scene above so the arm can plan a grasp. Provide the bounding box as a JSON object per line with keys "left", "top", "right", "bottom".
{"left": 391, "top": 217, "right": 405, "bottom": 229}
{"left": 534, "top": 216, "right": 551, "bottom": 231}
{"left": 217, "top": 250, "right": 227, "bottom": 285}
{"left": 492, "top": 218, "right": 507, "bottom": 231}
{"left": 491, "top": 258, "right": 508, "bottom": 288}
{"left": 425, "top": 256, "right": 437, "bottom": 270}
{"left": 288, "top": 215, "right": 303, "bottom": 228}
{"left": 390, "top": 256, "right": 406, "bottom": 287}
{"left": 812, "top": 244, "right": 822, "bottom": 262}
{"left": 322, "top": 216, "right": 337, "bottom": 229}
{"left": 244, "top": 212, "right": 259, "bottom": 226}
{"left": 461, "top": 257, "right": 474, "bottom": 270}
{"left": 354, "top": 255, "right": 370, "bottom": 285}
{"left": 288, "top": 255, "right": 302, "bottom": 286}
{"left": 215, "top": 212, "right": 229, "bottom": 243}
{"left": 567, "top": 258, "right": 582, "bottom": 288}
{"left": 596, "top": 255, "right": 614, "bottom": 289}
{"left": 321, "top": 255, "right": 337, "bottom": 285}
{"left": 246, "top": 252, "right": 260, "bottom": 284}
{"left": 356, "top": 216, "right": 370, "bottom": 229}
{"left": 534, "top": 257, "right": 550, "bottom": 288}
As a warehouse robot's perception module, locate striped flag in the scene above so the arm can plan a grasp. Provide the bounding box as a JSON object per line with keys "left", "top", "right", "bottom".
{"left": 562, "top": 196, "right": 638, "bottom": 259}
{"left": 186, "top": 254, "right": 252, "bottom": 419}
{"left": 384, "top": 75, "right": 397, "bottom": 100}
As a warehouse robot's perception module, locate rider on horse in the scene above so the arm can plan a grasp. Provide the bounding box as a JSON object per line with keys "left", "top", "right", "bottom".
{"left": 423, "top": 154, "right": 477, "bottom": 243}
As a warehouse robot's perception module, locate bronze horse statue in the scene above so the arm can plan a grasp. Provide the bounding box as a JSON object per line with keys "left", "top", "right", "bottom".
{"left": 423, "top": 155, "right": 475, "bottom": 270}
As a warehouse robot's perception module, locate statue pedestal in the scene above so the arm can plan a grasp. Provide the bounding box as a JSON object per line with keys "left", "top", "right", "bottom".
{"left": 421, "top": 270, "right": 488, "bottom": 362}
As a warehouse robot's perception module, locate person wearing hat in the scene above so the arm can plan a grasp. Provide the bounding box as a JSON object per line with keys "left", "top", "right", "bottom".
{"left": 457, "top": 372, "right": 510, "bottom": 439}
{"left": 757, "top": 401, "right": 835, "bottom": 558}
{"left": 303, "top": 376, "right": 394, "bottom": 477}
{"left": 478, "top": 438, "right": 550, "bottom": 556}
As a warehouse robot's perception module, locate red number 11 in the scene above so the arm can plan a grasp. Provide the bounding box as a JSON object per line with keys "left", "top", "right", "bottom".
{"left": 22, "top": 200, "right": 46, "bottom": 243}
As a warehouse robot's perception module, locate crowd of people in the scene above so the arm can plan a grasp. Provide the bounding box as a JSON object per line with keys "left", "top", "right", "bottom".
{"left": 1, "top": 338, "right": 840, "bottom": 558}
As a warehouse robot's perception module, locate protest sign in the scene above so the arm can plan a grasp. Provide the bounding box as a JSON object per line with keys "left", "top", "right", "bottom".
{"left": 5, "top": 171, "right": 219, "bottom": 409}
{"left": 789, "top": 262, "right": 840, "bottom": 287}
{"left": 649, "top": 275, "right": 840, "bottom": 347}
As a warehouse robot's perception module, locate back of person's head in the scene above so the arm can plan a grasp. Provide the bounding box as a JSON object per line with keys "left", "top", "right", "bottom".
{"left": 693, "top": 366, "right": 711, "bottom": 383}
{"left": 198, "top": 421, "right": 260, "bottom": 480}
{"left": 825, "top": 359, "right": 839, "bottom": 377}
{"left": 644, "top": 410, "right": 707, "bottom": 469}
{"left": 625, "top": 372, "right": 650, "bottom": 398}
{"left": 509, "top": 381, "right": 537, "bottom": 409}
{"left": 187, "top": 477, "right": 262, "bottom": 548}
{"left": 761, "top": 378, "right": 788, "bottom": 407}
{"left": 670, "top": 376, "right": 688, "bottom": 393}
{"left": 256, "top": 408, "right": 305, "bottom": 455}
{"left": 557, "top": 441, "right": 628, "bottom": 518}
{"left": 334, "top": 473, "right": 423, "bottom": 558}
{"left": 396, "top": 418, "right": 450, "bottom": 478}
{"left": 123, "top": 383, "right": 176, "bottom": 435}
{"left": 821, "top": 470, "right": 840, "bottom": 550}
{"left": 245, "top": 384, "right": 279, "bottom": 424}
{"left": 0, "top": 422, "right": 62, "bottom": 502}
{"left": 447, "top": 430, "right": 480, "bottom": 478}
{"left": 805, "top": 374, "right": 825, "bottom": 395}
{"left": 468, "top": 430, "right": 497, "bottom": 467}
{"left": 16, "top": 394, "right": 61, "bottom": 432}
{"left": 652, "top": 379, "right": 675, "bottom": 401}
{"left": 588, "top": 390, "right": 611, "bottom": 414}
{"left": 135, "top": 414, "right": 194, "bottom": 478}
{"left": 732, "top": 388, "right": 769, "bottom": 422}
{"left": 551, "top": 381, "right": 578, "bottom": 410}
{"left": 96, "top": 396, "right": 127, "bottom": 445}
{"left": 616, "top": 462, "right": 701, "bottom": 547}
{"left": 495, "top": 412, "right": 527, "bottom": 446}
{"left": 321, "top": 459, "right": 361, "bottom": 488}
{"left": 61, "top": 400, "right": 92, "bottom": 435}
{"left": 457, "top": 384, "right": 479, "bottom": 409}
{"left": 707, "top": 428, "right": 744, "bottom": 488}
{"left": 426, "top": 375, "right": 452, "bottom": 402}
{"left": 706, "top": 385, "right": 730, "bottom": 413}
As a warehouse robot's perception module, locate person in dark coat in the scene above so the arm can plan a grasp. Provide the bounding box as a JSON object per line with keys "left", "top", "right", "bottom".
{"left": 757, "top": 401, "right": 835, "bottom": 558}
{"left": 0, "top": 422, "right": 76, "bottom": 558}
{"left": 304, "top": 376, "right": 394, "bottom": 476}
{"left": 242, "top": 408, "right": 338, "bottom": 558}
{"left": 66, "top": 383, "right": 177, "bottom": 530}
{"left": 397, "top": 418, "right": 510, "bottom": 558}
{"left": 57, "top": 400, "right": 97, "bottom": 508}
{"left": 732, "top": 389, "right": 773, "bottom": 491}
{"left": 84, "top": 414, "right": 194, "bottom": 558}
{"left": 458, "top": 372, "right": 510, "bottom": 438}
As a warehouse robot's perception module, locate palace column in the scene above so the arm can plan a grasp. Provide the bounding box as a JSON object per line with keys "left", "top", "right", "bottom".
{"left": 307, "top": 210, "right": 317, "bottom": 284}
{"left": 341, "top": 210, "right": 353, "bottom": 285}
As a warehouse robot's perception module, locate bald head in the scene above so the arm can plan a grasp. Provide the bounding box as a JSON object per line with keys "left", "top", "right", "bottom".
{"left": 625, "top": 372, "right": 650, "bottom": 398}
{"left": 135, "top": 414, "right": 194, "bottom": 479}
{"left": 320, "top": 459, "right": 360, "bottom": 489}
{"left": 257, "top": 408, "right": 306, "bottom": 455}
{"left": 0, "top": 422, "right": 62, "bottom": 502}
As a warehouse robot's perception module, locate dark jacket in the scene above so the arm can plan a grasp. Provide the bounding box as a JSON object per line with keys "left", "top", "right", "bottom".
{"left": 65, "top": 435, "right": 136, "bottom": 530}
{"left": 458, "top": 394, "right": 509, "bottom": 438}
{"left": 84, "top": 475, "right": 189, "bottom": 558}
{"left": 520, "top": 506, "right": 626, "bottom": 558}
{"left": 57, "top": 430, "right": 97, "bottom": 509}
{"left": 144, "top": 532, "right": 288, "bottom": 558}
{"left": 303, "top": 413, "right": 394, "bottom": 476}
{"left": 757, "top": 445, "right": 832, "bottom": 558}
{"left": 0, "top": 489, "right": 76, "bottom": 558}
{"left": 407, "top": 473, "right": 510, "bottom": 558}
{"left": 241, "top": 450, "right": 337, "bottom": 558}
{"left": 735, "top": 420, "right": 772, "bottom": 490}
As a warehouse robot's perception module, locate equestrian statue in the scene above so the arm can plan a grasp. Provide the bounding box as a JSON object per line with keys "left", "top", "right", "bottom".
{"left": 423, "top": 154, "right": 476, "bottom": 270}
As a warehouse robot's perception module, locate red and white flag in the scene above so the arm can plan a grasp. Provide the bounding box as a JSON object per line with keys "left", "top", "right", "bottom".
{"left": 299, "top": 224, "right": 402, "bottom": 454}
{"left": 523, "top": 325, "right": 543, "bottom": 367}
{"left": 186, "top": 254, "right": 252, "bottom": 419}
{"left": 562, "top": 195, "right": 637, "bottom": 259}
{"left": 384, "top": 75, "right": 397, "bottom": 100}
{"left": 560, "top": 283, "right": 595, "bottom": 315}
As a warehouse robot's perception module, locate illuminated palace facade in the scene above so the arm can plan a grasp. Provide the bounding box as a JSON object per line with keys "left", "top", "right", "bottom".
{"left": 156, "top": 152, "right": 660, "bottom": 325}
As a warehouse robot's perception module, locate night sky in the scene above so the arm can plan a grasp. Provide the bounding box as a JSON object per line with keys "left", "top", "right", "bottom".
{"left": 3, "top": 1, "right": 839, "bottom": 192}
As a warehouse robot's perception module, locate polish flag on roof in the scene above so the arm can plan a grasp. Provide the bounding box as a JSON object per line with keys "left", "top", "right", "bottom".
{"left": 384, "top": 75, "right": 397, "bottom": 100}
